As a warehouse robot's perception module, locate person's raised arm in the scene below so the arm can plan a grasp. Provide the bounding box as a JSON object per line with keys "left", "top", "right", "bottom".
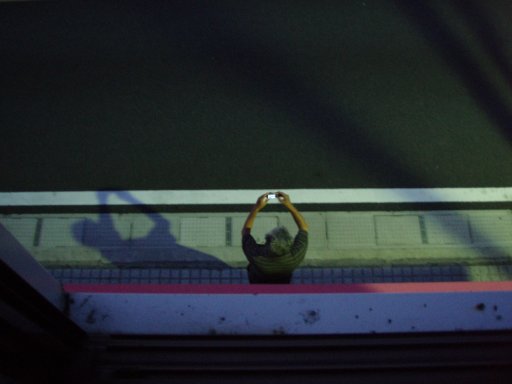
{"left": 241, "top": 193, "right": 270, "bottom": 236}
{"left": 277, "top": 191, "right": 308, "bottom": 232}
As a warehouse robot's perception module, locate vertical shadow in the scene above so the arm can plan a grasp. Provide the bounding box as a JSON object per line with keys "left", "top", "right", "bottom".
{"left": 397, "top": 0, "right": 512, "bottom": 145}
{"left": 452, "top": 0, "right": 512, "bottom": 90}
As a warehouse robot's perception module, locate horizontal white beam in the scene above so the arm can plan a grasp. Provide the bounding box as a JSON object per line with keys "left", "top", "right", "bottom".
{"left": 0, "top": 188, "right": 511, "bottom": 206}
{"left": 69, "top": 288, "right": 512, "bottom": 335}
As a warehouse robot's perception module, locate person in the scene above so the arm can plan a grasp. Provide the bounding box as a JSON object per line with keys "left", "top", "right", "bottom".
{"left": 242, "top": 191, "right": 308, "bottom": 284}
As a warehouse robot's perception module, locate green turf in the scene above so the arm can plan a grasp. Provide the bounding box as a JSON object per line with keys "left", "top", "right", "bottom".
{"left": 1, "top": 1, "right": 511, "bottom": 191}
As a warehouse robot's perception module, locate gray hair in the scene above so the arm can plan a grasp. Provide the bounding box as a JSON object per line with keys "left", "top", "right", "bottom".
{"left": 265, "top": 226, "right": 293, "bottom": 256}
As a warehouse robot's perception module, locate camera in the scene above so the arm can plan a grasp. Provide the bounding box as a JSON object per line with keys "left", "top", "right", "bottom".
{"left": 267, "top": 193, "right": 277, "bottom": 199}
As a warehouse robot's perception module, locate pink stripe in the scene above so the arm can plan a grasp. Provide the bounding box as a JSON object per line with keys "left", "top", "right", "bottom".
{"left": 63, "top": 281, "right": 512, "bottom": 294}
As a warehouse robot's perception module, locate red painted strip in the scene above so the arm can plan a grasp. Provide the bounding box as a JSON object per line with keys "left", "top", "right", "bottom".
{"left": 63, "top": 281, "right": 512, "bottom": 294}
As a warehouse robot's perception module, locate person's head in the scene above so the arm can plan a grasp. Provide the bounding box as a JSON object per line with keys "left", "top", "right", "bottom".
{"left": 265, "top": 226, "right": 293, "bottom": 256}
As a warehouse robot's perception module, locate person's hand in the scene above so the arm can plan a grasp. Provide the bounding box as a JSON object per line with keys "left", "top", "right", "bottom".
{"left": 255, "top": 193, "right": 270, "bottom": 210}
{"left": 277, "top": 191, "right": 292, "bottom": 207}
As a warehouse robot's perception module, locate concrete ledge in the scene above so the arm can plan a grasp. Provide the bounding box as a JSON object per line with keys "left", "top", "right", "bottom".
{"left": 2, "top": 210, "right": 511, "bottom": 268}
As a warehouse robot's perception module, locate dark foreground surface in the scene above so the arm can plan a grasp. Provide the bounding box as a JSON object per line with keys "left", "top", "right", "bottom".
{"left": 1, "top": 0, "right": 512, "bottom": 192}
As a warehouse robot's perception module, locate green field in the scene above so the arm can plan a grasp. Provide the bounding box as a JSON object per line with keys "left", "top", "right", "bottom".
{"left": 1, "top": 0, "right": 511, "bottom": 191}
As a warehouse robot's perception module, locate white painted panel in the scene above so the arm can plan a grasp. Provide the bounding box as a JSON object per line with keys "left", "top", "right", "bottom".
{"left": 69, "top": 291, "right": 512, "bottom": 335}
{"left": 39, "top": 217, "right": 86, "bottom": 247}
{"left": 470, "top": 213, "right": 512, "bottom": 244}
{"left": 0, "top": 218, "right": 37, "bottom": 248}
{"left": 424, "top": 214, "right": 471, "bottom": 245}
{"left": 327, "top": 213, "right": 375, "bottom": 248}
{"left": 375, "top": 215, "right": 422, "bottom": 245}
{"left": 180, "top": 217, "right": 226, "bottom": 247}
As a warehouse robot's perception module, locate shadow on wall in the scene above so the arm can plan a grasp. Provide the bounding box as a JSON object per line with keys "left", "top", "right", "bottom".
{"left": 71, "top": 190, "right": 230, "bottom": 269}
